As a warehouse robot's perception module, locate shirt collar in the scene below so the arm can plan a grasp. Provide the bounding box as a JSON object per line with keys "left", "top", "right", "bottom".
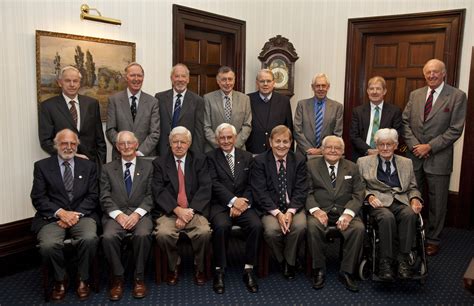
{"left": 62, "top": 93, "right": 79, "bottom": 104}
{"left": 127, "top": 88, "right": 141, "bottom": 100}
{"left": 313, "top": 97, "right": 326, "bottom": 104}
{"left": 222, "top": 147, "right": 235, "bottom": 157}
{"left": 173, "top": 89, "right": 187, "bottom": 98}
{"left": 259, "top": 92, "right": 272, "bottom": 101}
{"left": 121, "top": 157, "right": 136, "bottom": 167}
{"left": 273, "top": 154, "right": 287, "bottom": 163}
{"left": 429, "top": 82, "right": 444, "bottom": 94}
{"left": 370, "top": 101, "right": 384, "bottom": 109}
{"left": 324, "top": 160, "right": 339, "bottom": 171}
{"left": 221, "top": 91, "right": 233, "bottom": 99}
{"left": 58, "top": 155, "right": 75, "bottom": 167}
{"left": 174, "top": 154, "right": 187, "bottom": 164}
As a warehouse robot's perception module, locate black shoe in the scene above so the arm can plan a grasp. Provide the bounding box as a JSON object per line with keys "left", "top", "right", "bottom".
{"left": 283, "top": 261, "right": 296, "bottom": 280}
{"left": 243, "top": 269, "right": 258, "bottom": 293}
{"left": 398, "top": 257, "right": 413, "bottom": 280}
{"left": 339, "top": 272, "right": 359, "bottom": 292}
{"left": 378, "top": 258, "right": 395, "bottom": 282}
{"left": 213, "top": 271, "right": 225, "bottom": 294}
{"left": 312, "top": 269, "right": 325, "bottom": 290}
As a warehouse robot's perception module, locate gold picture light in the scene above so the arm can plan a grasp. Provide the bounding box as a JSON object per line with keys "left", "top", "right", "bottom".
{"left": 80, "top": 4, "right": 121, "bottom": 25}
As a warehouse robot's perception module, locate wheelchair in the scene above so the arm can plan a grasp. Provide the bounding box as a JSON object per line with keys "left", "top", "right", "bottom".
{"left": 358, "top": 203, "right": 428, "bottom": 284}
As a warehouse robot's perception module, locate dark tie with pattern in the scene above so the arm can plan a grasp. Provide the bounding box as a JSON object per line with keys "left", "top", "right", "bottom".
{"left": 424, "top": 89, "right": 436, "bottom": 121}
{"left": 263, "top": 97, "right": 269, "bottom": 103}
{"left": 172, "top": 94, "right": 182, "bottom": 129}
{"left": 385, "top": 161, "right": 391, "bottom": 180}
{"left": 124, "top": 162, "right": 132, "bottom": 197}
{"left": 224, "top": 96, "right": 232, "bottom": 122}
{"left": 329, "top": 165, "right": 336, "bottom": 188}
{"left": 63, "top": 161, "right": 74, "bottom": 202}
{"left": 176, "top": 160, "right": 188, "bottom": 208}
{"left": 314, "top": 100, "right": 324, "bottom": 147}
{"left": 277, "top": 159, "right": 287, "bottom": 212}
{"left": 226, "top": 153, "right": 234, "bottom": 177}
{"left": 130, "top": 96, "right": 137, "bottom": 121}
{"left": 69, "top": 101, "right": 78, "bottom": 127}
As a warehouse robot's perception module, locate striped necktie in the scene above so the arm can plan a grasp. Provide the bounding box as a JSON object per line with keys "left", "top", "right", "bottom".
{"left": 63, "top": 161, "right": 74, "bottom": 202}
{"left": 424, "top": 89, "right": 435, "bottom": 121}
{"left": 314, "top": 100, "right": 324, "bottom": 147}
{"left": 370, "top": 106, "right": 380, "bottom": 148}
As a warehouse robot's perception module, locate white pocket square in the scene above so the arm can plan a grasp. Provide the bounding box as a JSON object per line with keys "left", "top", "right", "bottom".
{"left": 344, "top": 175, "right": 352, "bottom": 179}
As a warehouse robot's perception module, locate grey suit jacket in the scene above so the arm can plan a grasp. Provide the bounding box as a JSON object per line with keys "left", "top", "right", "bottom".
{"left": 155, "top": 89, "right": 205, "bottom": 156}
{"left": 106, "top": 90, "right": 160, "bottom": 159}
{"left": 293, "top": 97, "right": 343, "bottom": 155}
{"left": 357, "top": 154, "right": 422, "bottom": 207}
{"left": 203, "top": 90, "right": 252, "bottom": 152}
{"left": 100, "top": 158, "right": 153, "bottom": 216}
{"left": 306, "top": 157, "right": 364, "bottom": 215}
{"left": 402, "top": 84, "right": 466, "bottom": 175}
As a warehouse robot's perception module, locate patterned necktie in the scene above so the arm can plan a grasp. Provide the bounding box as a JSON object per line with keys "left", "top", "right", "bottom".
{"left": 63, "top": 161, "right": 74, "bottom": 202}
{"left": 176, "top": 160, "right": 188, "bottom": 208}
{"left": 263, "top": 97, "right": 269, "bottom": 103}
{"left": 124, "top": 162, "right": 132, "bottom": 196}
{"left": 224, "top": 96, "right": 232, "bottom": 122}
{"left": 314, "top": 100, "right": 324, "bottom": 147}
{"left": 226, "top": 153, "right": 234, "bottom": 177}
{"left": 69, "top": 101, "right": 78, "bottom": 127}
{"left": 329, "top": 165, "right": 336, "bottom": 188}
{"left": 385, "top": 161, "right": 391, "bottom": 179}
{"left": 424, "top": 89, "right": 436, "bottom": 121}
{"left": 370, "top": 106, "right": 381, "bottom": 148}
{"left": 172, "top": 94, "right": 182, "bottom": 129}
{"left": 130, "top": 96, "right": 137, "bottom": 121}
{"left": 277, "top": 159, "right": 287, "bottom": 212}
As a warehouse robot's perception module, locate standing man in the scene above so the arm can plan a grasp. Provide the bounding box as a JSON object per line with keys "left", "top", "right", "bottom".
{"left": 100, "top": 131, "right": 154, "bottom": 301}
{"left": 39, "top": 66, "right": 106, "bottom": 166}
{"left": 155, "top": 63, "right": 205, "bottom": 155}
{"left": 350, "top": 76, "right": 402, "bottom": 161}
{"left": 207, "top": 123, "right": 262, "bottom": 294}
{"left": 152, "top": 126, "right": 212, "bottom": 286}
{"left": 402, "top": 59, "right": 467, "bottom": 256}
{"left": 31, "top": 129, "right": 99, "bottom": 302}
{"left": 106, "top": 62, "right": 160, "bottom": 159}
{"left": 306, "top": 136, "right": 365, "bottom": 292}
{"left": 246, "top": 69, "right": 293, "bottom": 154}
{"left": 251, "top": 125, "right": 308, "bottom": 280}
{"left": 204, "top": 66, "right": 252, "bottom": 152}
{"left": 294, "top": 73, "right": 343, "bottom": 157}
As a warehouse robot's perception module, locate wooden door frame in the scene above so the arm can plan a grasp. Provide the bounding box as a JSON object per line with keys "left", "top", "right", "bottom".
{"left": 173, "top": 4, "right": 246, "bottom": 92}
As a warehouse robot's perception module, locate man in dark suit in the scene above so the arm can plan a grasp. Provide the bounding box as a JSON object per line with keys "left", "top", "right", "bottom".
{"left": 39, "top": 66, "right": 106, "bottom": 166}
{"left": 350, "top": 76, "right": 402, "bottom": 161}
{"left": 204, "top": 66, "right": 252, "bottom": 152}
{"left": 306, "top": 136, "right": 365, "bottom": 292}
{"left": 31, "top": 129, "right": 99, "bottom": 302}
{"left": 294, "top": 73, "right": 343, "bottom": 157}
{"left": 106, "top": 62, "right": 160, "bottom": 159}
{"left": 207, "top": 123, "right": 262, "bottom": 294}
{"left": 251, "top": 125, "right": 308, "bottom": 280}
{"left": 358, "top": 128, "right": 423, "bottom": 281}
{"left": 155, "top": 63, "right": 205, "bottom": 155}
{"left": 402, "top": 59, "right": 467, "bottom": 256}
{"left": 100, "top": 131, "right": 154, "bottom": 301}
{"left": 246, "top": 69, "right": 293, "bottom": 154}
{"left": 152, "top": 126, "right": 212, "bottom": 286}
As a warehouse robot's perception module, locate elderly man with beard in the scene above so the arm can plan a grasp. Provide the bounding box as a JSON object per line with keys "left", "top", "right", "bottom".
{"left": 31, "top": 129, "right": 99, "bottom": 302}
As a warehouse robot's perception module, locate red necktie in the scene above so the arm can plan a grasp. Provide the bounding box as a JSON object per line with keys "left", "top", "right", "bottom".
{"left": 176, "top": 160, "right": 188, "bottom": 208}
{"left": 424, "top": 89, "right": 435, "bottom": 121}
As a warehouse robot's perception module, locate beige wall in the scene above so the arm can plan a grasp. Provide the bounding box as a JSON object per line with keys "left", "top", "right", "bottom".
{"left": 0, "top": 0, "right": 472, "bottom": 224}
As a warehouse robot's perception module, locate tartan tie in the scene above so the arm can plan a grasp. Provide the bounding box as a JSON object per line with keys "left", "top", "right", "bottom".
{"left": 69, "top": 101, "right": 78, "bottom": 127}
{"left": 329, "top": 165, "right": 336, "bottom": 188}
{"left": 314, "top": 100, "right": 324, "bottom": 147}
{"left": 226, "top": 153, "right": 234, "bottom": 177}
{"left": 277, "top": 159, "right": 287, "bottom": 212}
{"left": 370, "top": 106, "right": 380, "bottom": 148}
{"left": 63, "top": 161, "right": 74, "bottom": 202}
{"left": 176, "top": 160, "right": 188, "bottom": 208}
{"left": 224, "top": 96, "right": 232, "bottom": 122}
{"left": 130, "top": 96, "right": 137, "bottom": 121}
{"left": 424, "top": 89, "right": 436, "bottom": 121}
{"left": 385, "top": 161, "right": 392, "bottom": 181}
{"left": 172, "top": 94, "right": 182, "bottom": 128}
{"left": 124, "top": 162, "right": 132, "bottom": 196}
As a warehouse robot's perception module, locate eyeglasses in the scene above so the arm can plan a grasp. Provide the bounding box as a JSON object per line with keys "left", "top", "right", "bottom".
{"left": 59, "top": 141, "right": 78, "bottom": 147}
{"left": 376, "top": 142, "right": 396, "bottom": 149}
{"left": 117, "top": 141, "right": 137, "bottom": 147}
{"left": 323, "top": 146, "right": 343, "bottom": 151}
{"left": 258, "top": 79, "right": 273, "bottom": 84}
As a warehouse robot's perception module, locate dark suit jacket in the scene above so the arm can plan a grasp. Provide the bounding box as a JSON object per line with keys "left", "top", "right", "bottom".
{"left": 30, "top": 156, "right": 99, "bottom": 233}
{"left": 151, "top": 151, "right": 211, "bottom": 219}
{"left": 306, "top": 157, "right": 364, "bottom": 216}
{"left": 250, "top": 150, "right": 308, "bottom": 215}
{"left": 155, "top": 89, "right": 205, "bottom": 156}
{"left": 38, "top": 94, "right": 106, "bottom": 164}
{"left": 207, "top": 148, "right": 254, "bottom": 220}
{"left": 106, "top": 90, "right": 160, "bottom": 159}
{"left": 350, "top": 102, "right": 402, "bottom": 160}
{"left": 246, "top": 91, "right": 293, "bottom": 154}
{"left": 100, "top": 158, "right": 153, "bottom": 217}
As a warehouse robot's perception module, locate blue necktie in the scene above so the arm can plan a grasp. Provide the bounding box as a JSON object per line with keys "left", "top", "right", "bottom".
{"left": 314, "top": 100, "right": 324, "bottom": 147}
{"left": 124, "top": 162, "right": 132, "bottom": 197}
{"left": 171, "top": 94, "right": 182, "bottom": 128}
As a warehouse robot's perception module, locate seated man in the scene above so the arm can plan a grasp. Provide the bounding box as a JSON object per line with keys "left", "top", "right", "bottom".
{"left": 31, "top": 129, "right": 99, "bottom": 301}
{"left": 207, "top": 123, "right": 262, "bottom": 294}
{"left": 100, "top": 131, "right": 154, "bottom": 301}
{"left": 251, "top": 125, "right": 308, "bottom": 280}
{"left": 306, "top": 136, "right": 365, "bottom": 292}
{"left": 357, "top": 128, "right": 423, "bottom": 281}
{"left": 152, "top": 126, "right": 212, "bottom": 286}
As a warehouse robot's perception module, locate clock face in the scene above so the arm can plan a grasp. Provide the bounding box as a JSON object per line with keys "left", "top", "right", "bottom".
{"left": 272, "top": 67, "right": 289, "bottom": 89}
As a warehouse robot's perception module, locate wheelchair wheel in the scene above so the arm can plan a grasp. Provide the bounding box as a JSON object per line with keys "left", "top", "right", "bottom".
{"left": 359, "top": 259, "right": 371, "bottom": 281}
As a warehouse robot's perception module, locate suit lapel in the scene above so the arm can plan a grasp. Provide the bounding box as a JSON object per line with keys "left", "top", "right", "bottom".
{"left": 286, "top": 154, "right": 295, "bottom": 197}
{"left": 164, "top": 90, "right": 173, "bottom": 124}
{"left": 134, "top": 94, "right": 146, "bottom": 128}
{"left": 49, "top": 157, "right": 69, "bottom": 199}
{"left": 178, "top": 92, "right": 191, "bottom": 123}
{"left": 267, "top": 153, "right": 279, "bottom": 192}
{"left": 119, "top": 92, "right": 134, "bottom": 127}
{"left": 167, "top": 155, "right": 179, "bottom": 194}
{"left": 72, "top": 157, "right": 86, "bottom": 200}
{"left": 307, "top": 99, "right": 316, "bottom": 136}
{"left": 380, "top": 103, "right": 392, "bottom": 128}
{"left": 417, "top": 87, "right": 428, "bottom": 122}
{"left": 317, "top": 158, "right": 333, "bottom": 191}
{"left": 184, "top": 154, "right": 193, "bottom": 197}
{"left": 217, "top": 149, "right": 234, "bottom": 180}
{"left": 112, "top": 160, "right": 128, "bottom": 198}
{"left": 57, "top": 96, "right": 78, "bottom": 133}
{"left": 216, "top": 91, "right": 226, "bottom": 119}
{"left": 130, "top": 159, "right": 144, "bottom": 197}
{"left": 426, "top": 86, "right": 451, "bottom": 121}
{"left": 362, "top": 103, "right": 371, "bottom": 138}
{"left": 334, "top": 160, "right": 347, "bottom": 195}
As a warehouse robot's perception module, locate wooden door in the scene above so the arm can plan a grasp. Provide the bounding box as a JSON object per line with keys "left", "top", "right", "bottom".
{"left": 173, "top": 5, "right": 246, "bottom": 96}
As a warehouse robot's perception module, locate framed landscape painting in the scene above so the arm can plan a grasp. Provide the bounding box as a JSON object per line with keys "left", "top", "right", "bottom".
{"left": 36, "top": 30, "right": 136, "bottom": 121}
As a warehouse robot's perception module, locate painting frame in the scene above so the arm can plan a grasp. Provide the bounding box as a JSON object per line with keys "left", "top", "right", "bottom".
{"left": 36, "top": 30, "right": 136, "bottom": 121}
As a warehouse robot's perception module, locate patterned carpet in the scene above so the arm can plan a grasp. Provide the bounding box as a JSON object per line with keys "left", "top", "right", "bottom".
{"left": 0, "top": 227, "right": 473, "bottom": 305}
